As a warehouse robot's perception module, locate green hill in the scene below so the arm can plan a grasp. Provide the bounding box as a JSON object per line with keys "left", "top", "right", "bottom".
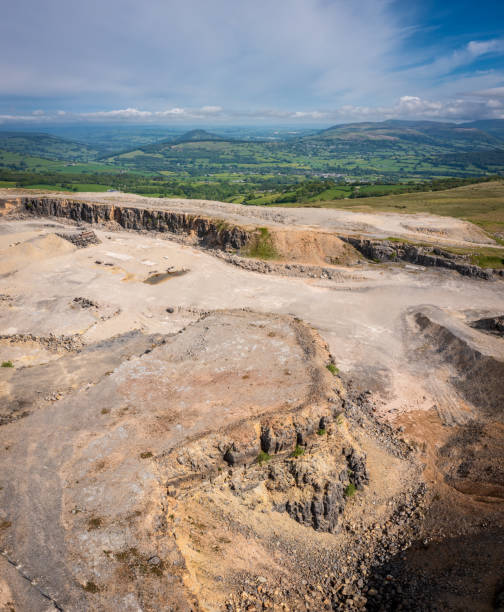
{"left": 464, "top": 120, "right": 504, "bottom": 141}
{"left": 173, "top": 129, "right": 228, "bottom": 144}
{"left": 0, "top": 131, "right": 99, "bottom": 162}
{"left": 312, "top": 120, "right": 503, "bottom": 149}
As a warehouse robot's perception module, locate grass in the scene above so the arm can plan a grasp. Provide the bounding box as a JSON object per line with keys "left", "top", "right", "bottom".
{"left": 436, "top": 243, "right": 504, "bottom": 269}
{"left": 140, "top": 451, "right": 153, "bottom": 459}
{"left": 344, "top": 483, "right": 357, "bottom": 497}
{"left": 73, "top": 183, "right": 111, "bottom": 192}
{"left": 291, "top": 445, "right": 305, "bottom": 458}
{"left": 245, "top": 227, "right": 279, "bottom": 260}
{"left": 470, "top": 251, "right": 504, "bottom": 269}
{"left": 317, "top": 428, "right": 327, "bottom": 436}
{"left": 326, "top": 363, "right": 339, "bottom": 375}
{"left": 1, "top": 360, "right": 13, "bottom": 368}
{"left": 257, "top": 450, "right": 271, "bottom": 464}
{"left": 22, "top": 184, "right": 67, "bottom": 191}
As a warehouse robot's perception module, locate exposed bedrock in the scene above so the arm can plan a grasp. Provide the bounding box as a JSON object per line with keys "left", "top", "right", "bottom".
{"left": 169, "top": 403, "right": 370, "bottom": 535}
{"left": 470, "top": 314, "right": 504, "bottom": 337}
{"left": 17, "top": 196, "right": 252, "bottom": 250}
{"left": 268, "top": 445, "right": 369, "bottom": 533}
{"left": 410, "top": 308, "right": 504, "bottom": 418}
{"left": 1, "top": 196, "right": 358, "bottom": 267}
{"left": 342, "top": 236, "right": 499, "bottom": 280}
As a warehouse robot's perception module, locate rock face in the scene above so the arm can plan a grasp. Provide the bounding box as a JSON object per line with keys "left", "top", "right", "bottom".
{"left": 470, "top": 315, "right": 504, "bottom": 337}
{"left": 408, "top": 307, "right": 504, "bottom": 418}
{"left": 342, "top": 236, "right": 496, "bottom": 280}
{"left": 267, "top": 446, "right": 369, "bottom": 533}
{"left": 22, "top": 197, "right": 251, "bottom": 251}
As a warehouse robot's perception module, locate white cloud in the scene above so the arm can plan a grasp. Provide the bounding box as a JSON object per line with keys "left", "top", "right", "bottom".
{"left": 1, "top": 2, "right": 503, "bottom": 119}
{"left": 3, "top": 93, "right": 504, "bottom": 125}
{"left": 74, "top": 106, "right": 229, "bottom": 121}
{"left": 467, "top": 39, "right": 504, "bottom": 57}
{"left": 0, "top": 0, "right": 408, "bottom": 107}
{"left": 0, "top": 114, "right": 47, "bottom": 123}
{"left": 156, "top": 108, "right": 186, "bottom": 117}
{"left": 80, "top": 108, "right": 153, "bottom": 119}
{"left": 473, "top": 86, "right": 504, "bottom": 98}
{"left": 200, "top": 106, "right": 223, "bottom": 114}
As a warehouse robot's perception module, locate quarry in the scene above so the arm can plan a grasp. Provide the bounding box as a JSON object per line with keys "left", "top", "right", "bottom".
{"left": 0, "top": 189, "right": 503, "bottom": 611}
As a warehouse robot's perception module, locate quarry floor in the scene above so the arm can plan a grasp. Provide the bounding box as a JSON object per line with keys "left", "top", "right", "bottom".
{"left": 0, "top": 212, "right": 503, "bottom": 611}
{"left": 0, "top": 217, "right": 502, "bottom": 406}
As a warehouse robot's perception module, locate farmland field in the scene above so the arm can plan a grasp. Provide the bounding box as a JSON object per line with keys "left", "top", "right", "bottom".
{"left": 0, "top": 121, "right": 503, "bottom": 205}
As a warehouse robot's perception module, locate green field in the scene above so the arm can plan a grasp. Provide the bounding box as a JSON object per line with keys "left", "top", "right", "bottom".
{"left": 0, "top": 121, "right": 503, "bottom": 208}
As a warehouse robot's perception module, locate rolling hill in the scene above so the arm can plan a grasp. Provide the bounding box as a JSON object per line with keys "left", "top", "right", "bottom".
{"left": 311, "top": 120, "right": 504, "bottom": 149}
{"left": 1, "top": 120, "right": 504, "bottom": 194}
{"left": 173, "top": 129, "right": 229, "bottom": 144}
{"left": 0, "top": 131, "right": 99, "bottom": 162}
{"left": 464, "top": 119, "right": 504, "bottom": 141}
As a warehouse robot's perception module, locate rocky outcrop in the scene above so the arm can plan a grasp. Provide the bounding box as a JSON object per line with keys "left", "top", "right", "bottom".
{"left": 56, "top": 229, "right": 101, "bottom": 248}
{"left": 21, "top": 197, "right": 251, "bottom": 251}
{"left": 470, "top": 315, "right": 504, "bottom": 337}
{"left": 164, "top": 401, "right": 371, "bottom": 535}
{"left": 342, "top": 236, "right": 497, "bottom": 280}
{"left": 267, "top": 445, "right": 369, "bottom": 533}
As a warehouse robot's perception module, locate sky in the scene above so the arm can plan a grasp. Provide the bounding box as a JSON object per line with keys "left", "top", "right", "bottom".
{"left": 1, "top": 0, "right": 504, "bottom": 125}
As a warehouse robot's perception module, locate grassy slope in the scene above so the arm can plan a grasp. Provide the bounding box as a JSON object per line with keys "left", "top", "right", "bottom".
{"left": 0, "top": 132, "right": 98, "bottom": 162}
{"left": 279, "top": 180, "right": 504, "bottom": 235}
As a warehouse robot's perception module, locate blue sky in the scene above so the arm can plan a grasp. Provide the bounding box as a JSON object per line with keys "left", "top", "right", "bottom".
{"left": 1, "top": 0, "right": 503, "bottom": 124}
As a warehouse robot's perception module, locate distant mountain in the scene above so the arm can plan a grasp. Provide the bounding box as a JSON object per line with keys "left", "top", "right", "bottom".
{"left": 463, "top": 120, "right": 504, "bottom": 141}
{"left": 173, "top": 129, "right": 228, "bottom": 144}
{"left": 311, "top": 120, "right": 503, "bottom": 149}
{"left": 0, "top": 131, "right": 99, "bottom": 161}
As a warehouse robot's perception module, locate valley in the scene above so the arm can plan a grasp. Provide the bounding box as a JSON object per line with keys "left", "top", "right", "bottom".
{"left": 1, "top": 120, "right": 504, "bottom": 205}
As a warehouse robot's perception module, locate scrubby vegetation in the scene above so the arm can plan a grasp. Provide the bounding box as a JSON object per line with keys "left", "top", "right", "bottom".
{"left": 344, "top": 483, "right": 357, "bottom": 497}
{"left": 326, "top": 363, "right": 339, "bottom": 375}
{"left": 257, "top": 450, "right": 272, "bottom": 464}
{"left": 245, "top": 227, "right": 278, "bottom": 260}
{"left": 291, "top": 445, "right": 305, "bottom": 458}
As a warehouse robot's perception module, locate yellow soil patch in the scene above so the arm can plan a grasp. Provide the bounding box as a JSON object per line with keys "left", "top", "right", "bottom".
{"left": 269, "top": 228, "right": 360, "bottom": 266}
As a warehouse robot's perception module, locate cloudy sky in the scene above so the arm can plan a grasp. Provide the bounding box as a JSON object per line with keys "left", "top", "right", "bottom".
{"left": 1, "top": 0, "right": 503, "bottom": 124}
